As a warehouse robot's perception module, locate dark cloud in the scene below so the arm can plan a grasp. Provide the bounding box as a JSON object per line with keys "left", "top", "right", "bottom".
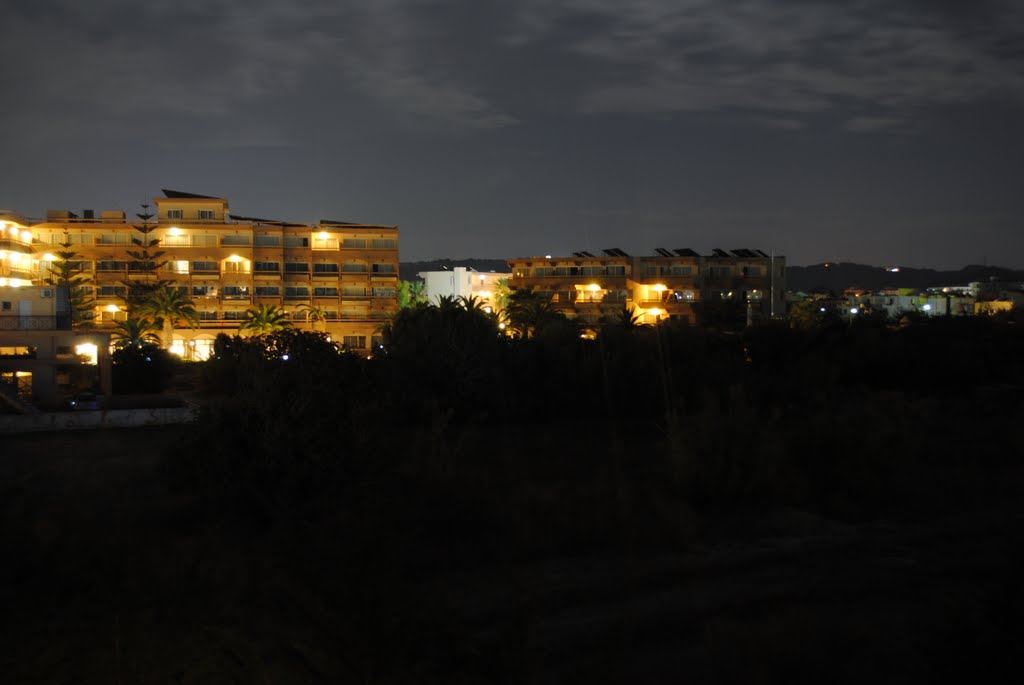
{"left": 1, "top": 0, "right": 1023, "bottom": 268}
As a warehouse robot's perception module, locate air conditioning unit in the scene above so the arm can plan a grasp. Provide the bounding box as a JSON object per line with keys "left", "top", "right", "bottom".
{"left": 41, "top": 289, "right": 54, "bottom": 298}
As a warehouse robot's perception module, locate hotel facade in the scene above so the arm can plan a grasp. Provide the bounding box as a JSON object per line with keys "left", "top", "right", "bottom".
{"left": 507, "top": 248, "right": 785, "bottom": 326}
{"left": 7, "top": 191, "right": 399, "bottom": 358}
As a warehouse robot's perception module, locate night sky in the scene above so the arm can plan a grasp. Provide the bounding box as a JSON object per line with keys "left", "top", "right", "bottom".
{"left": 2, "top": 0, "right": 1022, "bottom": 268}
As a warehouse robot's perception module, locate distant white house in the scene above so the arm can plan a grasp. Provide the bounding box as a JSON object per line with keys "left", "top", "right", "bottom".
{"left": 417, "top": 267, "right": 510, "bottom": 313}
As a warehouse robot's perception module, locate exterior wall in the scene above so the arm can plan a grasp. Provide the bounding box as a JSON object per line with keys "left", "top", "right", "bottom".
{"left": 507, "top": 251, "right": 785, "bottom": 325}
{"left": 419, "top": 268, "right": 510, "bottom": 312}
{"left": 26, "top": 194, "right": 399, "bottom": 354}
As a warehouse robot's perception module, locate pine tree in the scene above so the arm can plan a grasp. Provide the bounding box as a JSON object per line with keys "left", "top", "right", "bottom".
{"left": 46, "top": 231, "right": 95, "bottom": 327}
{"left": 123, "top": 202, "right": 169, "bottom": 312}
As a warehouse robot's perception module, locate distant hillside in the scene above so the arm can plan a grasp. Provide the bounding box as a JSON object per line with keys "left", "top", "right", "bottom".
{"left": 786, "top": 263, "right": 1024, "bottom": 294}
{"left": 400, "top": 259, "right": 510, "bottom": 282}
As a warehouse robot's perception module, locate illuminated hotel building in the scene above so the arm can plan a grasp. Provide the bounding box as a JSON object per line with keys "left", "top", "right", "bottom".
{"left": 508, "top": 248, "right": 785, "bottom": 325}
{"left": 16, "top": 191, "right": 399, "bottom": 358}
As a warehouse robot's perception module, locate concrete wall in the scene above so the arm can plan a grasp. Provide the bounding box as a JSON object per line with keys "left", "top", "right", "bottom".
{"left": 0, "top": 406, "right": 194, "bottom": 434}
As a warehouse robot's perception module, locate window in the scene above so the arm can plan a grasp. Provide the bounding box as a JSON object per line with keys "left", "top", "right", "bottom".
{"left": 168, "top": 260, "right": 189, "bottom": 274}
{"left": 198, "top": 210, "right": 216, "bottom": 220}
{"left": 313, "top": 287, "right": 338, "bottom": 297}
{"left": 223, "top": 311, "right": 247, "bottom": 320}
{"left": 607, "top": 266, "right": 626, "bottom": 276}
{"left": 342, "top": 238, "right": 366, "bottom": 249}
{"left": 343, "top": 286, "right": 368, "bottom": 297}
{"left": 167, "top": 209, "right": 183, "bottom": 219}
{"left": 96, "top": 260, "right": 127, "bottom": 272}
{"left": 221, "top": 235, "right": 250, "bottom": 246}
{"left": 163, "top": 235, "right": 190, "bottom": 247}
{"left": 198, "top": 310, "right": 218, "bottom": 320}
{"left": 255, "top": 286, "right": 280, "bottom": 296}
{"left": 284, "top": 236, "right": 309, "bottom": 248}
{"left": 192, "top": 285, "right": 217, "bottom": 297}
{"left": 312, "top": 236, "right": 338, "bottom": 250}
{"left": 192, "top": 261, "right": 218, "bottom": 273}
{"left": 254, "top": 235, "right": 281, "bottom": 247}
{"left": 372, "top": 287, "right": 395, "bottom": 298}
{"left": 222, "top": 286, "right": 250, "bottom": 299}
{"left": 313, "top": 262, "right": 339, "bottom": 274}
{"left": 343, "top": 336, "right": 367, "bottom": 349}
{"left": 341, "top": 263, "right": 368, "bottom": 273}
{"left": 670, "top": 265, "right": 693, "bottom": 276}
{"left": 371, "top": 263, "right": 395, "bottom": 273}
{"left": 1, "top": 301, "right": 10, "bottom": 311}
{"left": 708, "top": 266, "right": 731, "bottom": 279}
{"left": 97, "top": 285, "right": 127, "bottom": 297}
{"left": 191, "top": 235, "right": 218, "bottom": 248}
{"left": 371, "top": 238, "right": 395, "bottom": 249}
{"left": 580, "top": 266, "right": 606, "bottom": 276}
{"left": 96, "top": 233, "right": 130, "bottom": 246}
{"left": 222, "top": 260, "right": 250, "bottom": 274}
{"left": 67, "top": 260, "right": 93, "bottom": 272}
{"left": 284, "top": 286, "right": 309, "bottom": 299}
{"left": 534, "top": 267, "right": 554, "bottom": 277}
{"left": 254, "top": 261, "right": 279, "bottom": 272}
{"left": 284, "top": 262, "right": 309, "bottom": 273}
{"left": 371, "top": 334, "right": 384, "bottom": 348}
{"left": 742, "top": 266, "right": 762, "bottom": 277}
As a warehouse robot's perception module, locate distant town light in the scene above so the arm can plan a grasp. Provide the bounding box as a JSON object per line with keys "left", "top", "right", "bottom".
{"left": 820, "top": 307, "right": 826, "bottom": 312}
{"left": 923, "top": 304, "right": 932, "bottom": 311}
{"left": 545, "top": 255, "right": 552, "bottom": 259}
{"left": 888, "top": 267, "right": 900, "bottom": 272}
{"left": 850, "top": 307, "right": 859, "bottom": 315}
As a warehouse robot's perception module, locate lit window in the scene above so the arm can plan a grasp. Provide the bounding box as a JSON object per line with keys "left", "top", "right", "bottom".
{"left": 167, "top": 209, "right": 183, "bottom": 219}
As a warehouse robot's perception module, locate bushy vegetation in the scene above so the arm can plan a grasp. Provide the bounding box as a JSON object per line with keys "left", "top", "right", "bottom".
{"left": 169, "top": 305, "right": 1024, "bottom": 536}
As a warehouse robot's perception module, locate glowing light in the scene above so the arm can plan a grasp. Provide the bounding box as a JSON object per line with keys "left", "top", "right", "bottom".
{"left": 9, "top": 226, "right": 18, "bottom": 236}
{"left": 820, "top": 307, "right": 826, "bottom": 312}
{"left": 318, "top": 231, "right": 329, "bottom": 240}
{"left": 850, "top": 307, "right": 859, "bottom": 315}
{"left": 923, "top": 304, "right": 932, "bottom": 311}
{"left": 648, "top": 308, "right": 662, "bottom": 317}
{"left": 227, "top": 254, "right": 243, "bottom": 262}
{"left": 42, "top": 253, "right": 57, "bottom": 261}
{"left": 652, "top": 284, "right": 667, "bottom": 292}
{"left": 545, "top": 255, "right": 552, "bottom": 259}
{"left": 106, "top": 304, "right": 119, "bottom": 312}
{"left": 75, "top": 343, "right": 98, "bottom": 364}
{"left": 21, "top": 231, "right": 31, "bottom": 242}
{"left": 499, "top": 323, "right": 506, "bottom": 330}
{"left": 168, "top": 227, "right": 182, "bottom": 236}
{"left": 169, "top": 341, "right": 186, "bottom": 357}
{"left": 0, "top": 279, "right": 6, "bottom": 286}
{"left": 588, "top": 283, "right": 601, "bottom": 292}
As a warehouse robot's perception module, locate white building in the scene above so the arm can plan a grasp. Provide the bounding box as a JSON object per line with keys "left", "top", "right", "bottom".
{"left": 418, "top": 267, "right": 510, "bottom": 313}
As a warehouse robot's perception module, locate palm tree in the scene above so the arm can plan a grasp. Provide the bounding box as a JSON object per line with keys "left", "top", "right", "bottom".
{"left": 111, "top": 317, "right": 161, "bottom": 350}
{"left": 611, "top": 304, "right": 649, "bottom": 331}
{"left": 240, "top": 304, "right": 292, "bottom": 336}
{"left": 297, "top": 304, "right": 328, "bottom": 333}
{"left": 139, "top": 287, "right": 199, "bottom": 349}
{"left": 408, "top": 280, "right": 427, "bottom": 305}
{"left": 507, "top": 290, "right": 558, "bottom": 338}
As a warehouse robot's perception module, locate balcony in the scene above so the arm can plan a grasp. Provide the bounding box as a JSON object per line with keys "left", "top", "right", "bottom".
{"left": 0, "top": 315, "right": 73, "bottom": 331}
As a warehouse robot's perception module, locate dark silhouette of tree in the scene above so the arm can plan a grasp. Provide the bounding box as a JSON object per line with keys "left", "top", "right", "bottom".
{"left": 139, "top": 287, "right": 199, "bottom": 349}
{"left": 240, "top": 304, "right": 292, "bottom": 335}
{"left": 45, "top": 231, "right": 95, "bottom": 327}
{"left": 123, "top": 203, "right": 169, "bottom": 312}
{"left": 111, "top": 317, "right": 161, "bottom": 350}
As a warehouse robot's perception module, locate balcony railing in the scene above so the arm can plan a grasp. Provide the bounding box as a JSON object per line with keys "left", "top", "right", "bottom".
{"left": 0, "top": 315, "right": 73, "bottom": 331}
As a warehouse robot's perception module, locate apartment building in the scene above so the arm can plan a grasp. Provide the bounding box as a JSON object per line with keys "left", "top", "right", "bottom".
{"left": 507, "top": 248, "right": 784, "bottom": 325}
{"left": 26, "top": 190, "right": 399, "bottom": 357}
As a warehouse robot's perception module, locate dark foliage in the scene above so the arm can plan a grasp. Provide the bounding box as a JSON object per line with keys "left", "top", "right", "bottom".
{"left": 111, "top": 344, "right": 177, "bottom": 393}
